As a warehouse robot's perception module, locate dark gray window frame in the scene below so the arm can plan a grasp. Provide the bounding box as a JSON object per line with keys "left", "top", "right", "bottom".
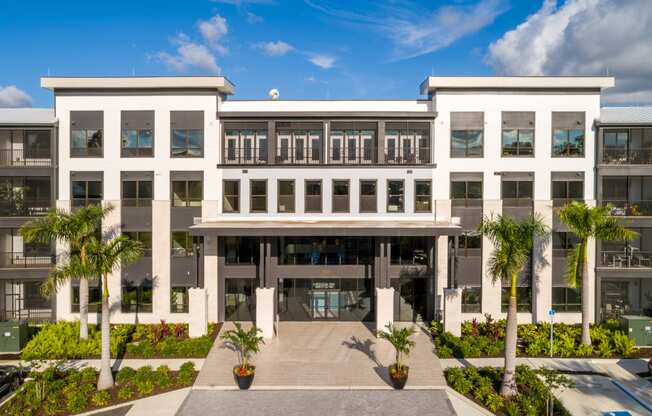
{"left": 71, "top": 179, "right": 103, "bottom": 207}
{"left": 70, "top": 111, "right": 104, "bottom": 158}
{"left": 450, "top": 112, "right": 484, "bottom": 158}
{"left": 501, "top": 128, "right": 535, "bottom": 158}
{"left": 249, "top": 179, "right": 268, "bottom": 213}
{"left": 551, "top": 112, "right": 586, "bottom": 158}
{"left": 332, "top": 179, "right": 350, "bottom": 213}
{"left": 359, "top": 179, "right": 377, "bottom": 213}
{"left": 304, "top": 179, "right": 323, "bottom": 213}
{"left": 170, "top": 111, "right": 204, "bottom": 158}
{"left": 121, "top": 178, "right": 153, "bottom": 207}
{"left": 414, "top": 179, "right": 432, "bottom": 213}
{"left": 223, "top": 179, "right": 240, "bottom": 213}
{"left": 170, "top": 179, "right": 203, "bottom": 207}
{"left": 121, "top": 110, "right": 155, "bottom": 158}
{"left": 450, "top": 179, "right": 483, "bottom": 207}
{"left": 387, "top": 179, "right": 405, "bottom": 213}
{"left": 277, "top": 179, "right": 295, "bottom": 213}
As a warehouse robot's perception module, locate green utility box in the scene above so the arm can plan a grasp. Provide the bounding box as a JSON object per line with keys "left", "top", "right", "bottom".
{"left": 620, "top": 315, "right": 652, "bottom": 347}
{"left": 0, "top": 320, "right": 29, "bottom": 353}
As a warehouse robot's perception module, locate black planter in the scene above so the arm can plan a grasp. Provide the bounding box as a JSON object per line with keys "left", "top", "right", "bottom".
{"left": 389, "top": 365, "right": 409, "bottom": 390}
{"left": 233, "top": 366, "right": 255, "bottom": 390}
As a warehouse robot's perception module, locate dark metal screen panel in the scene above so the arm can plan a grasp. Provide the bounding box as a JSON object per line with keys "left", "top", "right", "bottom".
{"left": 451, "top": 112, "right": 483, "bottom": 130}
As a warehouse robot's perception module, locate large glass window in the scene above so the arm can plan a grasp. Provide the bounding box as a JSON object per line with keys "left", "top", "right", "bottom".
{"left": 387, "top": 180, "right": 404, "bottom": 213}
{"left": 172, "top": 129, "right": 203, "bottom": 157}
{"left": 501, "top": 287, "right": 531, "bottom": 312}
{"left": 390, "top": 237, "right": 429, "bottom": 265}
{"left": 552, "top": 287, "right": 581, "bottom": 312}
{"left": 0, "top": 176, "right": 52, "bottom": 216}
{"left": 171, "top": 232, "right": 194, "bottom": 257}
{"left": 24, "top": 130, "right": 51, "bottom": 159}
{"left": 552, "top": 129, "right": 584, "bottom": 157}
{"left": 451, "top": 130, "right": 483, "bottom": 158}
{"left": 502, "top": 128, "right": 534, "bottom": 156}
{"left": 123, "top": 231, "right": 152, "bottom": 257}
{"left": 171, "top": 180, "right": 202, "bottom": 207}
{"left": 384, "top": 128, "right": 430, "bottom": 164}
{"left": 277, "top": 130, "right": 321, "bottom": 164}
{"left": 359, "top": 180, "right": 377, "bottom": 213}
{"left": 122, "top": 128, "right": 153, "bottom": 157}
{"left": 603, "top": 128, "right": 652, "bottom": 164}
{"left": 72, "top": 285, "right": 101, "bottom": 313}
{"left": 279, "top": 237, "right": 373, "bottom": 265}
{"left": 224, "top": 129, "right": 268, "bottom": 164}
{"left": 305, "top": 180, "right": 322, "bottom": 213}
{"left": 71, "top": 180, "right": 102, "bottom": 208}
{"left": 249, "top": 180, "right": 267, "bottom": 213}
{"left": 121, "top": 280, "right": 153, "bottom": 313}
{"left": 501, "top": 180, "right": 533, "bottom": 207}
{"left": 71, "top": 129, "right": 102, "bottom": 157}
{"left": 415, "top": 180, "right": 432, "bottom": 212}
{"left": 224, "top": 278, "right": 256, "bottom": 321}
{"left": 392, "top": 277, "right": 429, "bottom": 322}
{"left": 330, "top": 130, "right": 375, "bottom": 164}
{"left": 332, "top": 180, "right": 349, "bottom": 213}
{"left": 122, "top": 180, "right": 153, "bottom": 207}
{"left": 225, "top": 237, "right": 259, "bottom": 265}
{"left": 462, "top": 287, "right": 481, "bottom": 313}
{"left": 171, "top": 287, "right": 189, "bottom": 313}
{"left": 277, "top": 180, "right": 295, "bottom": 213}
{"left": 223, "top": 180, "right": 239, "bottom": 213}
{"left": 552, "top": 180, "right": 584, "bottom": 206}
{"left": 451, "top": 180, "right": 482, "bottom": 207}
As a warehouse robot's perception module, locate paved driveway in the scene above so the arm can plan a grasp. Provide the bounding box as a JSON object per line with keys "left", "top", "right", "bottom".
{"left": 177, "top": 390, "right": 456, "bottom": 416}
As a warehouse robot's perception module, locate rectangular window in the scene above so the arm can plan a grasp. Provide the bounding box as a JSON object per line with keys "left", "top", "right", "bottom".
{"left": 359, "top": 180, "right": 377, "bottom": 213}
{"left": 171, "top": 111, "right": 204, "bottom": 157}
{"left": 72, "top": 285, "right": 101, "bottom": 313}
{"left": 305, "top": 180, "right": 322, "bottom": 213}
{"left": 24, "top": 130, "right": 51, "bottom": 160}
{"left": 224, "top": 129, "right": 268, "bottom": 164}
{"left": 330, "top": 129, "right": 376, "bottom": 164}
{"left": 552, "top": 179, "right": 584, "bottom": 207}
{"left": 384, "top": 127, "right": 430, "bottom": 164}
{"left": 387, "top": 180, "right": 404, "bottom": 213}
{"left": 170, "top": 287, "right": 189, "bottom": 313}
{"left": 332, "top": 180, "right": 350, "bottom": 213}
{"left": 277, "top": 130, "right": 322, "bottom": 164}
{"left": 171, "top": 180, "right": 202, "bottom": 207}
{"left": 123, "top": 231, "right": 152, "bottom": 257}
{"left": 501, "top": 180, "right": 533, "bottom": 207}
{"left": 249, "top": 180, "right": 267, "bottom": 213}
{"left": 552, "top": 112, "right": 585, "bottom": 157}
{"left": 225, "top": 237, "right": 259, "bottom": 265}
{"left": 122, "top": 179, "right": 153, "bottom": 207}
{"left": 552, "top": 287, "right": 581, "bottom": 312}
{"left": 415, "top": 180, "right": 432, "bottom": 213}
{"left": 278, "top": 180, "right": 295, "bottom": 213}
{"left": 223, "top": 180, "right": 240, "bottom": 213}
{"left": 171, "top": 232, "right": 194, "bottom": 257}
{"left": 502, "top": 129, "right": 534, "bottom": 156}
{"left": 501, "top": 287, "right": 532, "bottom": 312}
{"left": 451, "top": 130, "right": 483, "bottom": 157}
{"left": 121, "top": 280, "right": 153, "bottom": 313}
{"left": 390, "top": 237, "right": 429, "bottom": 265}
{"left": 121, "top": 111, "right": 154, "bottom": 157}
{"left": 451, "top": 180, "right": 482, "bottom": 207}
{"left": 71, "top": 180, "right": 102, "bottom": 208}
{"left": 279, "top": 237, "right": 373, "bottom": 265}
{"left": 70, "top": 111, "right": 103, "bottom": 157}
{"left": 462, "top": 287, "right": 481, "bottom": 313}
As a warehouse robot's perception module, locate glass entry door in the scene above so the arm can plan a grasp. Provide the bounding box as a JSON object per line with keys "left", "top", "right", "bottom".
{"left": 311, "top": 289, "right": 339, "bottom": 319}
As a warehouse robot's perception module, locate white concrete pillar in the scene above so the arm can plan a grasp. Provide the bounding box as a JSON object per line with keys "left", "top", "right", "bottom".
{"left": 55, "top": 200, "right": 71, "bottom": 321}
{"left": 202, "top": 200, "right": 219, "bottom": 323}
{"left": 375, "top": 287, "right": 394, "bottom": 335}
{"left": 103, "top": 201, "right": 122, "bottom": 319}
{"left": 533, "top": 199, "right": 553, "bottom": 323}
{"left": 255, "top": 287, "right": 275, "bottom": 339}
{"left": 444, "top": 288, "right": 462, "bottom": 337}
{"left": 188, "top": 288, "right": 208, "bottom": 337}
{"left": 482, "top": 200, "right": 502, "bottom": 318}
{"left": 152, "top": 200, "right": 171, "bottom": 318}
{"left": 435, "top": 199, "right": 452, "bottom": 316}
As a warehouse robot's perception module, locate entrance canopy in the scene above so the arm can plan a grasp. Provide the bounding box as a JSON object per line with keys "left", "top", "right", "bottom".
{"left": 189, "top": 218, "right": 462, "bottom": 237}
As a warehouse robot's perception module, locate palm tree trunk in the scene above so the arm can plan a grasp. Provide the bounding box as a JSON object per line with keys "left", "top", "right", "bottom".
{"left": 580, "top": 241, "right": 592, "bottom": 345}
{"left": 501, "top": 272, "right": 519, "bottom": 399}
{"left": 97, "top": 273, "right": 113, "bottom": 390}
{"left": 79, "top": 278, "right": 89, "bottom": 340}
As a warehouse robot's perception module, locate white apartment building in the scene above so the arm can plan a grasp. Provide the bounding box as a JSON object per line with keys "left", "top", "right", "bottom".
{"left": 18, "top": 75, "right": 617, "bottom": 331}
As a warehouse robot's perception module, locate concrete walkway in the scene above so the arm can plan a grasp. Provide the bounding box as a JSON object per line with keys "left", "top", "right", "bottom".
{"left": 195, "top": 322, "right": 446, "bottom": 390}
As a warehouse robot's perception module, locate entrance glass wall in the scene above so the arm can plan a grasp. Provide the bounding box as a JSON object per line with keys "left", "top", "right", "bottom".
{"left": 224, "top": 278, "right": 256, "bottom": 321}
{"left": 278, "top": 278, "right": 373, "bottom": 321}
{"left": 601, "top": 278, "right": 652, "bottom": 320}
{"left": 391, "top": 277, "right": 430, "bottom": 322}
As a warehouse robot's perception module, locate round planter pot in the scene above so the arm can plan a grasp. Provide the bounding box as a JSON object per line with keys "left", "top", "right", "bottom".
{"left": 389, "top": 365, "right": 409, "bottom": 390}
{"left": 233, "top": 366, "right": 255, "bottom": 390}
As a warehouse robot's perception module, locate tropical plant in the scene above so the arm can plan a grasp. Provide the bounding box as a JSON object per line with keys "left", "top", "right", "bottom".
{"left": 20, "top": 204, "right": 112, "bottom": 340}
{"left": 558, "top": 201, "right": 637, "bottom": 346}
{"left": 221, "top": 323, "right": 264, "bottom": 376}
{"left": 478, "top": 214, "right": 547, "bottom": 399}
{"left": 377, "top": 323, "right": 416, "bottom": 378}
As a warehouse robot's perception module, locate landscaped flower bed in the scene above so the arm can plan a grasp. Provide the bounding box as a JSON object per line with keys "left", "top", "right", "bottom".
{"left": 0, "top": 362, "right": 197, "bottom": 416}
{"left": 21, "top": 321, "right": 221, "bottom": 360}
{"left": 446, "top": 365, "right": 572, "bottom": 415}
{"left": 431, "top": 316, "right": 638, "bottom": 359}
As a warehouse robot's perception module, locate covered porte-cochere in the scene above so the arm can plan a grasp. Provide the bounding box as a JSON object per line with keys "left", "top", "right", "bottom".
{"left": 190, "top": 219, "right": 461, "bottom": 336}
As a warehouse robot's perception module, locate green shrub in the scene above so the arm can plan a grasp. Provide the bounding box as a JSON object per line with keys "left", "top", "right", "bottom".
{"left": 437, "top": 345, "right": 453, "bottom": 358}
{"left": 484, "top": 392, "right": 504, "bottom": 413}
{"left": 116, "top": 366, "right": 136, "bottom": 385}
{"left": 612, "top": 331, "right": 637, "bottom": 357}
{"left": 80, "top": 367, "right": 98, "bottom": 383}
{"left": 153, "top": 365, "right": 173, "bottom": 389}
{"left": 117, "top": 386, "right": 134, "bottom": 401}
{"left": 576, "top": 343, "right": 594, "bottom": 357}
{"left": 598, "top": 339, "right": 614, "bottom": 357}
{"left": 91, "top": 390, "right": 111, "bottom": 407}
{"left": 66, "top": 390, "right": 88, "bottom": 414}
{"left": 177, "top": 362, "right": 196, "bottom": 385}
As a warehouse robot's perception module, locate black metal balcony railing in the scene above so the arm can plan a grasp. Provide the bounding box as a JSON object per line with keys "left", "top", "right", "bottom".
{"left": 603, "top": 147, "right": 652, "bottom": 164}
{"left": 0, "top": 149, "right": 52, "bottom": 167}
{"left": 603, "top": 200, "right": 652, "bottom": 216}
{"left": 0, "top": 199, "right": 52, "bottom": 216}
{"left": 600, "top": 250, "right": 652, "bottom": 268}
{"left": 384, "top": 147, "right": 431, "bottom": 164}
{"left": 223, "top": 147, "right": 269, "bottom": 165}
{"left": 0, "top": 309, "right": 53, "bottom": 324}
{"left": 121, "top": 198, "right": 153, "bottom": 208}
{"left": 0, "top": 252, "right": 56, "bottom": 268}
{"left": 71, "top": 198, "right": 102, "bottom": 208}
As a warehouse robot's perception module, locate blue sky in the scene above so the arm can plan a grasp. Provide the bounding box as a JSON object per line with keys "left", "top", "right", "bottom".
{"left": 1, "top": 1, "right": 650, "bottom": 107}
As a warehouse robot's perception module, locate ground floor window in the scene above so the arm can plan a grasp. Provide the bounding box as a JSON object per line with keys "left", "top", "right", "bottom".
{"left": 391, "top": 277, "right": 430, "bottom": 322}
{"left": 225, "top": 278, "right": 256, "bottom": 321}
{"left": 121, "top": 280, "right": 153, "bottom": 313}
{"left": 461, "top": 287, "right": 481, "bottom": 313}
{"left": 72, "top": 284, "right": 102, "bottom": 313}
{"left": 2, "top": 280, "right": 52, "bottom": 323}
{"left": 279, "top": 237, "right": 373, "bottom": 265}
{"left": 600, "top": 279, "right": 652, "bottom": 320}
{"left": 278, "top": 278, "right": 373, "bottom": 321}
{"left": 171, "top": 286, "right": 189, "bottom": 313}
{"left": 552, "top": 287, "right": 581, "bottom": 312}
{"left": 501, "top": 287, "right": 531, "bottom": 313}
{"left": 390, "top": 237, "right": 429, "bottom": 265}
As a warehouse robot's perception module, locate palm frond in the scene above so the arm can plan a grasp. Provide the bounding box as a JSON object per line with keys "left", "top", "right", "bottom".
{"left": 41, "top": 255, "right": 96, "bottom": 296}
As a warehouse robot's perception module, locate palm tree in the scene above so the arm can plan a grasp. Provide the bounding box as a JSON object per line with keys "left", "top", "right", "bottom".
{"left": 221, "top": 322, "right": 265, "bottom": 377}
{"left": 479, "top": 214, "right": 547, "bottom": 399}
{"left": 377, "top": 323, "right": 416, "bottom": 378}
{"left": 558, "top": 201, "right": 637, "bottom": 345}
{"left": 20, "top": 204, "right": 112, "bottom": 339}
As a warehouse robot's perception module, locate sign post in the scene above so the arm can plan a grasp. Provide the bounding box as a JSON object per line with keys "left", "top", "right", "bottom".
{"left": 548, "top": 308, "right": 556, "bottom": 358}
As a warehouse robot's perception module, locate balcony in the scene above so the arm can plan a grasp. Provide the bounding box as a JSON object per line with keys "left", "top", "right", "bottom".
{"left": 0, "top": 252, "right": 56, "bottom": 268}
{"left": 0, "top": 199, "right": 51, "bottom": 217}
{"left": 384, "top": 146, "right": 430, "bottom": 165}
{"left": 603, "top": 200, "right": 652, "bottom": 217}
{"left": 223, "top": 147, "right": 269, "bottom": 165}
{"left": 0, "top": 149, "right": 52, "bottom": 167}
{"left": 600, "top": 250, "right": 652, "bottom": 268}
{"left": 603, "top": 147, "right": 652, "bottom": 165}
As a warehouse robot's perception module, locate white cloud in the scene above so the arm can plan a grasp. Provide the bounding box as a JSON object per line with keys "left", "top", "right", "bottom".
{"left": 246, "top": 11, "right": 263, "bottom": 24}
{"left": 487, "top": 0, "right": 652, "bottom": 104}
{"left": 0, "top": 85, "right": 32, "bottom": 108}
{"left": 306, "top": 76, "right": 328, "bottom": 84}
{"left": 154, "top": 34, "right": 220, "bottom": 73}
{"left": 254, "top": 40, "right": 294, "bottom": 56}
{"left": 309, "top": 54, "right": 336, "bottom": 69}
{"left": 306, "top": 0, "right": 508, "bottom": 61}
{"left": 198, "top": 14, "right": 228, "bottom": 55}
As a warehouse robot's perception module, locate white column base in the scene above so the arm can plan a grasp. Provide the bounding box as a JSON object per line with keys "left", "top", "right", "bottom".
{"left": 188, "top": 288, "right": 208, "bottom": 338}
{"left": 375, "top": 287, "right": 394, "bottom": 335}
{"left": 255, "top": 287, "right": 275, "bottom": 339}
{"left": 444, "top": 288, "right": 462, "bottom": 337}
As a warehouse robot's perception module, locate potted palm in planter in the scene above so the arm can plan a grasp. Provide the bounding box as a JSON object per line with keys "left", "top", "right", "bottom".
{"left": 221, "top": 322, "right": 264, "bottom": 389}
{"left": 378, "top": 323, "right": 415, "bottom": 389}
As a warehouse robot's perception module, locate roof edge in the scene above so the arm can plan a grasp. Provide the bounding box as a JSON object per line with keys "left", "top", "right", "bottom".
{"left": 421, "top": 76, "right": 615, "bottom": 94}
{"left": 40, "top": 76, "right": 235, "bottom": 95}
